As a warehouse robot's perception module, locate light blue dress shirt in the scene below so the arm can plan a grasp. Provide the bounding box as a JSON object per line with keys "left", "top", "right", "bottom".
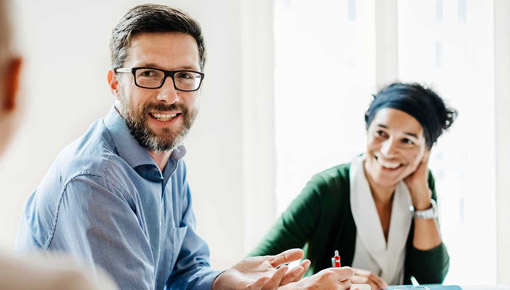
{"left": 15, "top": 107, "right": 221, "bottom": 290}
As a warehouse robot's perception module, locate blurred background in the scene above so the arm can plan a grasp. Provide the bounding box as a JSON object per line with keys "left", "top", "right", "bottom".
{"left": 0, "top": 0, "right": 509, "bottom": 286}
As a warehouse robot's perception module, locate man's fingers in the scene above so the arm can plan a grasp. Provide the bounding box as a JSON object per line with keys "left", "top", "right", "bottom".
{"left": 279, "top": 259, "right": 311, "bottom": 286}
{"left": 330, "top": 266, "right": 355, "bottom": 281}
{"left": 248, "top": 276, "right": 270, "bottom": 290}
{"left": 337, "top": 278, "right": 352, "bottom": 290}
{"left": 300, "top": 259, "right": 311, "bottom": 274}
{"left": 279, "top": 265, "right": 303, "bottom": 286}
{"left": 353, "top": 268, "right": 371, "bottom": 276}
{"left": 267, "top": 249, "right": 304, "bottom": 267}
{"left": 261, "top": 265, "right": 288, "bottom": 290}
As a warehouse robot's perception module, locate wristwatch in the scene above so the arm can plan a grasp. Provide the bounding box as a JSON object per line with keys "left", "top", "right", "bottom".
{"left": 409, "top": 199, "right": 437, "bottom": 219}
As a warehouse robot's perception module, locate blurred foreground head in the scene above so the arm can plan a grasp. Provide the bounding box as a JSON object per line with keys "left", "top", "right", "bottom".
{"left": 0, "top": 0, "right": 23, "bottom": 157}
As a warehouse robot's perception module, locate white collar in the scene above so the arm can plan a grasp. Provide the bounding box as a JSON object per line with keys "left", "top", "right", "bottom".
{"left": 349, "top": 155, "right": 413, "bottom": 284}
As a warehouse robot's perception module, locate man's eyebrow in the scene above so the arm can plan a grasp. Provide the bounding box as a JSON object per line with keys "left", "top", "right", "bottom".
{"left": 376, "top": 123, "right": 419, "bottom": 138}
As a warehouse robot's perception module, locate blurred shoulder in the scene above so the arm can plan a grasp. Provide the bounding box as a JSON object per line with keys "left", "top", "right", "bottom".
{"left": 0, "top": 251, "right": 117, "bottom": 290}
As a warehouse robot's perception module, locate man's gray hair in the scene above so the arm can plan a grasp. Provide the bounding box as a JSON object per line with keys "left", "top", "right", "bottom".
{"left": 110, "top": 4, "right": 206, "bottom": 70}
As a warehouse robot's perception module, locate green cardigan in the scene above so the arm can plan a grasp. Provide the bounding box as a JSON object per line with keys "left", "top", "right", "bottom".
{"left": 250, "top": 163, "right": 449, "bottom": 284}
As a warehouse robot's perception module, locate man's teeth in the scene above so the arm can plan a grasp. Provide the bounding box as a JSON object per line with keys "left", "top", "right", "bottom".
{"left": 152, "top": 113, "right": 178, "bottom": 121}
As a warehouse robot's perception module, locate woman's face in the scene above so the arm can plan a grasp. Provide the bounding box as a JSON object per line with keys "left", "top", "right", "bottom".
{"left": 365, "top": 108, "right": 427, "bottom": 189}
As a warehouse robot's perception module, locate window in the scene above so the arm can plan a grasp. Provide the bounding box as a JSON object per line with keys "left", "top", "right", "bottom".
{"left": 274, "top": 0, "right": 376, "bottom": 213}
{"left": 274, "top": 0, "right": 497, "bottom": 284}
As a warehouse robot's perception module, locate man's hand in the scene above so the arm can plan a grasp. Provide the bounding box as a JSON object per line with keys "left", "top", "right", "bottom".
{"left": 350, "top": 268, "right": 387, "bottom": 290}
{"left": 212, "top": 249, "right": 311, "bottom": 290}
{"left": 279, "top": 267, "right": 355, "bottom": 290}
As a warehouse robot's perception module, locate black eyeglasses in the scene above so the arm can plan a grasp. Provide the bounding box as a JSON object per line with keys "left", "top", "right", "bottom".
{"left": 114, "top": 67, "right": 205, "bottom": 91}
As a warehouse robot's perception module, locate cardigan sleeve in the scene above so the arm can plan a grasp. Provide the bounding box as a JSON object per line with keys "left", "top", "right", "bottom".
{"left": 404, "top": 172, "right": 450, "bottom": 284}
{"left": 249, "top": 175, "right": 326, "bottom": 256}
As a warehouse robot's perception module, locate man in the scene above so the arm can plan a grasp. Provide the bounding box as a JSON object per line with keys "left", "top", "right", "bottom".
{"left": 0, "top": 0, "right": 117, "bottom": 289}
{"left": 15, "top": 4, "right": 355, "bottom": 289}
{"left": 0, "top": 0, "right": 21, "bottom": 157}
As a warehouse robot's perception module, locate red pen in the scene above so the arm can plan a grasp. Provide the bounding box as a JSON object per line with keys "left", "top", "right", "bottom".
{"left": 331, "top": 250, "right": 341, "bottom": 267}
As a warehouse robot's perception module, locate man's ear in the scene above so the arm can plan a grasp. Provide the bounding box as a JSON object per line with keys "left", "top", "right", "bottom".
{"left": 107, "top": 69, "right": 120, "bottom": 99}
{"left": 2, "top": 57, "right": 23, "bottom": 111}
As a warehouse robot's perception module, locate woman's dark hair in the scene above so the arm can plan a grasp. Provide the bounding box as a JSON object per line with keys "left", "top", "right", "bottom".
{"left": 110, "top": 4, "right": 206, "bottom": 70}
{"left": 365, "top": 82, "right": 457, "bottom": 149}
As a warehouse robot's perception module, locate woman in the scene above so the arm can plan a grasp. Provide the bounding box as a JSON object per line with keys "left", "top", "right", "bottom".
{"left": 250, "top": 82, "right": 457, "bottom": 290}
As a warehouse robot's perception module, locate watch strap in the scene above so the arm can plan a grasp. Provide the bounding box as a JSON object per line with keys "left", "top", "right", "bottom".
{"left": 410, "top": 199, "right": 437, "bottom": 219}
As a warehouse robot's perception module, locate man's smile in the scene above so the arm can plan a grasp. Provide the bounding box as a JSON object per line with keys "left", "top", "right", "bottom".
{"left": 148, "top": 111, "right": 181, "bottom": 122}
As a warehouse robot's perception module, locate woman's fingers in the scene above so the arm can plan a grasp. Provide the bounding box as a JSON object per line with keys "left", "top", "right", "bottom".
{"left": 368, "top": 273, "right": 387, "bottom": 289}
{"left": 350, "top": 268, "right": 387, "bottom": 290}
{"left": 350, "top": 274, "right": 369, "bottom": 284}
{"left": 353, "top": 268, "right": 372, "bottom": 276}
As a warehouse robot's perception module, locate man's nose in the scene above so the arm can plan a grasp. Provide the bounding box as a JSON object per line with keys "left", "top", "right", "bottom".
{"left": 156, "top": 76, "right": 180, "bottom": 103}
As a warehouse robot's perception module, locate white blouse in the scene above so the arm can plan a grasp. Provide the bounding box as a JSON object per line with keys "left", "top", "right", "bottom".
{"left": 349, "top": 155, "right": 413, "bottom": 285}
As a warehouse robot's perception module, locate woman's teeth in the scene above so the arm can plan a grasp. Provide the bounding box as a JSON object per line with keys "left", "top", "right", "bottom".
{"left": 376, "top": 157, "right": 401, "bottom": 169}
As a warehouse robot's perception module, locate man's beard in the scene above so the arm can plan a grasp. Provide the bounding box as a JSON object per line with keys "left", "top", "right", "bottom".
{"left": 119, "top": 97, "right": 197, "bottom": 152}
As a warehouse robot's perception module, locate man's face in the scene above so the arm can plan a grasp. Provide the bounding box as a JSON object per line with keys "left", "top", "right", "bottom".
{"left": 114, "top": 32, "right": 201, "bottom": 152}
{"left": 0, "top": 6, "right": 22, "bottom": 158}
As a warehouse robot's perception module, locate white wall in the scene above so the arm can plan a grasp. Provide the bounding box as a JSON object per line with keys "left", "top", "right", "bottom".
{"left": 272, "top": 0, "right": 510, "bottom": 285}
{"left": 494, "top": 0, "right": 510, "bottom": 283}
{"left": 2, "top": 0, "right": 510, "bottom": 282}
{"left": 0, "top": 0, "right": 269, "bottom": 270}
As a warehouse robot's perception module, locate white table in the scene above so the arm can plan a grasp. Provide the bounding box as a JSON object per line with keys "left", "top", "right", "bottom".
{"left": 387, "top": 286, "right": 510, "bottom": 290}
{"left": 461, "top": 286, "right": 510, "bottom": 290}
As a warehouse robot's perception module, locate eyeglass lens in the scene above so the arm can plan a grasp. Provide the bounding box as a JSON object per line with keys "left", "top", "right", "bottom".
{"left": 135, "top": 68, "right": 202, "bottom": 90}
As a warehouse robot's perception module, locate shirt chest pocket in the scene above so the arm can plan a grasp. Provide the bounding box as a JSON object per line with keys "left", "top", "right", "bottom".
{"left": 169, "top": 224, "right": 188, "bottom": 267}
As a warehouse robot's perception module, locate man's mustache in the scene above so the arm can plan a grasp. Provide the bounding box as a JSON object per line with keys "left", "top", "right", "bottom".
{"left": 142, "top": 103, "right": 188, "bottom": 113}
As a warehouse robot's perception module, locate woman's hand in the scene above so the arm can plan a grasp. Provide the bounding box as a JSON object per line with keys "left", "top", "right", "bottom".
{"left": 405, "top": 150, "right": 432, "bottom": 210}
{"left": 350, "top": 268, "right": 387, "bottom": 290}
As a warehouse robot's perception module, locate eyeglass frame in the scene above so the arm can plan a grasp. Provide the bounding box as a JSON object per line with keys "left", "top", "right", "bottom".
{"left": 114, "top": 67, "right": 205, "bottom": 92}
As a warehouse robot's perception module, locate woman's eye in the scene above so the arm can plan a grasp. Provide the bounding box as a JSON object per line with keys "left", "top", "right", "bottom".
{"left": 375, "top": 130, "right": 387, "bottom": 137}
{"left": 402, "top": 138, "right": 415, "bottom": 145}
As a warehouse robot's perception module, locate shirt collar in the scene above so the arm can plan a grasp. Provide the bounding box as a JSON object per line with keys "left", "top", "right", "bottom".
{"left": 103, "top": 106, "right": 186, "bottom": 181}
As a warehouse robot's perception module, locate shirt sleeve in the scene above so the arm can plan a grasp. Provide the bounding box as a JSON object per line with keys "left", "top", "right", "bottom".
{"left": 405, "top": 171, "right": 450, "bottom": 284}
{"left": 165, "top": 179, "right": 222, "bottom": 290}
{"left": 406, "top": 242, "right": 450, "bottom": 283}
{"left": 47, "top": 175, "right": 155, "bottom": 290}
